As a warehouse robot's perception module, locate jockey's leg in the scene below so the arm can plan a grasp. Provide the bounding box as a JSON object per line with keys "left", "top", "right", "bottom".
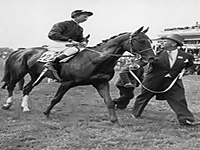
{"left": 45, "top": 47, "right": 79, "bottom": 70}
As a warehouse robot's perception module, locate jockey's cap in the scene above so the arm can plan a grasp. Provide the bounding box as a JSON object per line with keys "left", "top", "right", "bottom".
{"left": 71, "top": 10, "right": 93, "bottom": 18}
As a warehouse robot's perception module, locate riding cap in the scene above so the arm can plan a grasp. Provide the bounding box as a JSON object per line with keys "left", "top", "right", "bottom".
{"left": 161, "top": 34, "right": 184, "bottom": 46}
{"left": 71, "top": 10, "right": 93, "bottom": 18}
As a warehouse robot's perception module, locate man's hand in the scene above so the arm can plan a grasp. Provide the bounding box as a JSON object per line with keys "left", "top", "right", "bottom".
{"left": 129, "top": 64, "right": 140, "bottom": 70}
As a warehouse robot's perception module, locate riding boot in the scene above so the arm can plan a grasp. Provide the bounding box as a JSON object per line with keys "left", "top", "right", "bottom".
{"left": 44, "top": 54, "right": 67, "bottom": 71}
{"left": 119, "top": 72, "right": 134, "bottom": 88}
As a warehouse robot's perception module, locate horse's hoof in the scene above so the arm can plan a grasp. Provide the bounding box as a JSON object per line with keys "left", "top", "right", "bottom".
{"left": 43, "top": 112, "right": 50, "bottom": 119}
{"left": 22, "top": 107, "right": 31, "bottom": 112}
{"left": 110, "top": 120, "right": 121, "bottom": 127}
{"left": 2, "top": 103, "right": 13, "bottom": 110}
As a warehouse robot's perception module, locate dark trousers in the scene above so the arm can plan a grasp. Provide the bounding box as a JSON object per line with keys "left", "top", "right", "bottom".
{"left": 132, "top": 79, "right": 194, "bottom": 123}
{"left": 114, "top": 86, "right": 135, "bottom": 108}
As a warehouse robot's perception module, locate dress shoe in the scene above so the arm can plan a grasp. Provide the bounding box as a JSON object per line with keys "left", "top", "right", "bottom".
{"left": 116, "top": 106, "right": 127, "bottom": 110}
{"left": 131, "top": 114, "right": 142, "bottom": 119}
{"left": 180, "top": 120, "right": 200, "bottom": 126}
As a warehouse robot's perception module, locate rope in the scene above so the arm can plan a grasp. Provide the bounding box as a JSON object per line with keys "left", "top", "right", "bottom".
{"left": 129, "top": 69, "right": 185, "bottom": 94}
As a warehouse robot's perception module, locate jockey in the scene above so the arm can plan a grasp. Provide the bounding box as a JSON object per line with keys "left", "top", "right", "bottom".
{"left": 45, "top": 10, "right": 93, "bottom": 70}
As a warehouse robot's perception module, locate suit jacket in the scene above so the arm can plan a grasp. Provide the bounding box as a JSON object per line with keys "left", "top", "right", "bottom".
{"left": 143, "top": 49, "right": 194, "bottom": 91}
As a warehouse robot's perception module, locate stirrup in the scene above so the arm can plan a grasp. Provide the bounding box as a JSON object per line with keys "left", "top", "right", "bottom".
{"left": 44, "top": 62, "right": 56, "bottom": 72}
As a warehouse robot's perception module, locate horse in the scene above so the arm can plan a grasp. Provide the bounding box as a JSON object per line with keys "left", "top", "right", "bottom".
{"left": 1, "top": 27, "right": 156, "bottom": 125}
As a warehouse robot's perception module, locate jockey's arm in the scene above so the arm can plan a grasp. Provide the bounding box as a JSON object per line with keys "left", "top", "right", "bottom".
{"left": 68, "top": 40, "right": 87, "bottom": 47}
{"left": 48, "top": 22, "right": 71, "bottom": 42}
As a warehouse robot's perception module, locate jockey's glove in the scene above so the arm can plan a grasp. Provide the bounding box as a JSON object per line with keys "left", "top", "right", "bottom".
{"left": 81, "top": 41, "right": 88, "bottom": 47}
{"left": 66, "top": 40, "right": 80, "bottom": 47}
{"left": 71, "top": 40, "right": 80, "bottom": 45}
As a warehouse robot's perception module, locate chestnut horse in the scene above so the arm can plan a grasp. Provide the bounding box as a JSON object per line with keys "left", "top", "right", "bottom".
{"left": 1, "top": 27, "right": 156, "bottom": 125}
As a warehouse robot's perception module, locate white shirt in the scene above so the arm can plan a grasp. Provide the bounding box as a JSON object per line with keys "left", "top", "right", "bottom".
{"left": 165, "top": 49, "right": 178, "bottom": 78}
{"left": 168, "top": 49, "right": 178, "bottom": 68}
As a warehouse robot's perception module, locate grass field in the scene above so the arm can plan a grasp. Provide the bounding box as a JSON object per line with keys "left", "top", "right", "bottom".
{"left": 1, "top": 58, "right": 200, "bottom": 150}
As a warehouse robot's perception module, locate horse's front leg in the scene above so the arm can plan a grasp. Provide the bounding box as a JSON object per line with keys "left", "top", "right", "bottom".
{"left": 43, "top": 82, "right": 72, "bottom": 118}
{"left": 21, "top": 75, "right": 45, "bottom": 112}
{"left": 93, "top": 82, "right": 119, "bottom": 126}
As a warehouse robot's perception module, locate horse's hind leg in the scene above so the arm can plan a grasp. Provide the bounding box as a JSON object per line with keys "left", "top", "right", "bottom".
{"left": 18, "top": 78, "right": 25, "bottom": 91}
{"left": 92, "top": 82, "right": 119, "bottom": 126}
{"left": 43, "top": 82, "right": 72, "bottom": 118}
{"left": 21, "top": 75, "right": 45, "bottom": 112}
{"left": 2, "top": 79, "right": 19, "bottom": 110}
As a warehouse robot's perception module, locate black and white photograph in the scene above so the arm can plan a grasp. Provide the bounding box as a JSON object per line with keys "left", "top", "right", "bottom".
{"left": 1, "top": 0, "right": 200, "bottom": 149}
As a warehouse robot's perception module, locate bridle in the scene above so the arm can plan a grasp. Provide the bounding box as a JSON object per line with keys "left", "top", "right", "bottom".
{"left": 127, "top": 32, "right": 154, "bottom": 60}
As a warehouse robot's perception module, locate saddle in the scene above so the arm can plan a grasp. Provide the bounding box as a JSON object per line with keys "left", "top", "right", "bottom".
{"left": 37, "top": 46, "right": 68, "bottom": 63}
{"left": 37, "top": 45, "right": 80, "bottom": 82}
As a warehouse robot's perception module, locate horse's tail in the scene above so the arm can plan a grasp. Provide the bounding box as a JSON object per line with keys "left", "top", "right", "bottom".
{"left": 1, "top": 50, "right": 19, "bottom": 89}
{"left": 1, "top": 56, "right": 11, "bottom": 89}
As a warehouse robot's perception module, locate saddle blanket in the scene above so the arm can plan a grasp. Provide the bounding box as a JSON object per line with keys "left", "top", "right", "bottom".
{"left": 37, "top": 45, "right": 84, "bottom": 63}
{"left": 37, "top": 51, "right": 59, "bottom": 63}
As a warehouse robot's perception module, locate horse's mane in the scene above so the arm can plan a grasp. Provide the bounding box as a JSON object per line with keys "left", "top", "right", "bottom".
{"left": 88, "top": 32, "right": 128, "bottom": 49}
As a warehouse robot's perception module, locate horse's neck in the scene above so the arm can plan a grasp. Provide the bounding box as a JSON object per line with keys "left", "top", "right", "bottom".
{"left": 88, "top": 46, "right": 123, "bottom": 66}
{"left": 87, "top": 33, "right": 128, "bottom": 64}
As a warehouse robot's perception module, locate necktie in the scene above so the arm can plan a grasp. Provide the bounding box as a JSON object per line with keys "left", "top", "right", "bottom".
{"left": 168, "top": 51, "right": 173, "bottom": 61}
{"left": 168, "top": 51, "right": 174, "bottom": 67}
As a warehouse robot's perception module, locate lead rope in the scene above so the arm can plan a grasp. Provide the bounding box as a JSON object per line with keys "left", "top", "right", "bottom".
{"left": 129, "top": 68, "right": 185, "bottom": 94}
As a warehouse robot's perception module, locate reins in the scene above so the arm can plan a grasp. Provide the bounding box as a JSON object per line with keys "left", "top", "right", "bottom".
{"left": 78, "top": 44, "right": 135, "bottom": 57}
{"left": 77, "top": 32, "right": 153, "bottom": 58}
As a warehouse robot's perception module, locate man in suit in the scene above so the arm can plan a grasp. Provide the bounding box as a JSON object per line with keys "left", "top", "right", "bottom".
{"left": 131, "top": 34, "right": 200, "bottom": 126}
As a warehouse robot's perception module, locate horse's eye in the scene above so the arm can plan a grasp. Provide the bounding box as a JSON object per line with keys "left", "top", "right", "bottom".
{"left": 139, "top": 40, "right": 145, "bottom": 44}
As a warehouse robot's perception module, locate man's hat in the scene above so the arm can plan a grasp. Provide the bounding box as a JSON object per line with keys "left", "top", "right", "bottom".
{"left": 161, "top": 34, "right": 184, "bottom": 46}
{"left": 71, "top": 10, "right": 93, "bottom": 18}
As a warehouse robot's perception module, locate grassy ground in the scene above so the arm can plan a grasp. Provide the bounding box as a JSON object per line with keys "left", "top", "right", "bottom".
{"left": 1, "top": 59, "right": 200, "bottom": 150}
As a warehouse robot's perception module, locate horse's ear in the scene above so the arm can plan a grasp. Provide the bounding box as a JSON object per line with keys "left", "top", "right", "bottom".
{"left": 142, "top": 27, "right": 149, "bottom": 34}
{"left": 85, "top": 34, "right": 90, "bottom": 39}
{"left": 134, "top": 26, "right": 144, "bottom": 34}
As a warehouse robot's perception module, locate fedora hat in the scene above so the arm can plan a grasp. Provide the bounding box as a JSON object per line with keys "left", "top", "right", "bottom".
{"left": 71, "top": 10, "right": 93, "bottom": 18}
{"left": 161, "top": 34, "right": 184, "bottom": 46}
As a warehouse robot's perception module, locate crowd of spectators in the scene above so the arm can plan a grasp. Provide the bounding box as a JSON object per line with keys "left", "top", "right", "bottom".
{"left": 0, "top": 47, "right": 13, "bottom": 59}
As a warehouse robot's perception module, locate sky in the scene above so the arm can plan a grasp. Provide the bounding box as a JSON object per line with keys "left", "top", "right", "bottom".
{"left": 0, "top": 0, "right": 200, "bottom": 49}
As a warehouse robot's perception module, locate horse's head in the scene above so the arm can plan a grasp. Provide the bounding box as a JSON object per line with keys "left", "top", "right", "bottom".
{"left": 125, "top": 27, "right": 157, "bottom": 65}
